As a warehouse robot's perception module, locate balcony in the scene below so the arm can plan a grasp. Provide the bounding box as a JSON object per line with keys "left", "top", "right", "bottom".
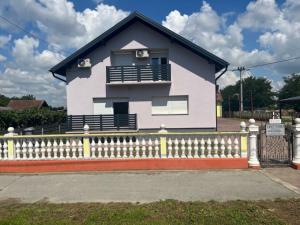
{"left": 106, "top": 64, "right": 171, "bottom": 85}
{"left": 67, "top": 114, "right": 137, "bottom": 131}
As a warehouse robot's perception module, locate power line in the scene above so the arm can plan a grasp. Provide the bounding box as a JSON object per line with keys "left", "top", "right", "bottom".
{"left": 0, "top": 14, "right": 49, "bottom": 45}
{"left": 231, "top": 55, "right": 300, "bottom": 71}
{"left": 248, "top": 55, "right": 300, "bottom": 69}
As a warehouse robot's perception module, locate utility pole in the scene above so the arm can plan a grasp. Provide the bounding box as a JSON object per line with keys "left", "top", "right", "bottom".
{"left": 238, "top": 66, "right": 244, "bottom": 112}
{"left": 232, "top": 66, "right": 247, "bottom": 113}
{"left": 250, "top": 90, "right": 254, "bottom": 113}
{"left": 228, "top": 96, "right": 231, "bottom": 117}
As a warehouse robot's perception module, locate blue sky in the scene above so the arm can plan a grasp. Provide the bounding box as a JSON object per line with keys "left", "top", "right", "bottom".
{"left": 0, "top": 0, "right": 299, "bottom": 106}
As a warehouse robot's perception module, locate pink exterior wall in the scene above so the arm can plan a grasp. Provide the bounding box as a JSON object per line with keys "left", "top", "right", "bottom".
{"left": 66, "top": 21, "right": 216, "bottom": 130}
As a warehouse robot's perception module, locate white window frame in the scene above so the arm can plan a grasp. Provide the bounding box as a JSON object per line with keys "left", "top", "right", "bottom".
{"left": 93, "top": 98, "right": 129, "bottom": 115}
{"left": 151, "top": 95, "right": 189, "bottom": 115}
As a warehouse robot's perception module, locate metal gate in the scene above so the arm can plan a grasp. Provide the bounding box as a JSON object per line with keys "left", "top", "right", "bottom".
{"left": 258, "top": 124, "right": 293, "bottom": 167}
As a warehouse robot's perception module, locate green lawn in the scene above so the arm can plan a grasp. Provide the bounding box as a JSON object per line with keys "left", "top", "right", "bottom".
{"left": 0, "top": 199, "right": 299, "bottom": 225}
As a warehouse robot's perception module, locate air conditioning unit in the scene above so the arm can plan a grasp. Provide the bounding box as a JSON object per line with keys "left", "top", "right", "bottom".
{"left": 78, "top": 58, "right": 91, "bottom": 68}
{"left": 135, "top": 49, "right": 149, "bottom": 58}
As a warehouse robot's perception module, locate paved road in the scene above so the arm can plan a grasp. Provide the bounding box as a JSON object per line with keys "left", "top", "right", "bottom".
{"left": 0, "top": 170, "right": 298, "bottom": 203}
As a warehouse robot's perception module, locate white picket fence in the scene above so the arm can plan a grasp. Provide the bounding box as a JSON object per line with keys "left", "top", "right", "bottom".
{"left": 0, "top": 140, "right": 8, "bottom": 160}
{"left": 0, "top": 133, "right": 243, "bottom": 160}
{"left": 4, "top": 119, "right": 300, "bottom": 170}
{"left": 167, "top": 137, "right": 240, "bottom": 158}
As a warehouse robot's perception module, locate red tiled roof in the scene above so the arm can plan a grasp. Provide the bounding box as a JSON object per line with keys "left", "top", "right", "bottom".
{"left": 7, "top": 100, "right": 48, "bottom": 111}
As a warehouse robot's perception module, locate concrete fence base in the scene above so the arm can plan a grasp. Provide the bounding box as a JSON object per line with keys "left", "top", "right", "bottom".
{"left": 0, "top": 158, "right": 249, "bottom": 173}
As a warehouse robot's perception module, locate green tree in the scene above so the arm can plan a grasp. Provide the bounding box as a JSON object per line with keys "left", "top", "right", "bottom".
{"left": 0, "top": 94, "right": 10, "bottom": 107}
{"left": 221, "top": 85, "right": 240, "bottom": 112}
{"left": 278, "top": 73, "right": 300, "bottom": 111}
{"left": 0, "top": 108, "right": 66, "bottom": 130}
{"left": 221, "top": 76, "right": 276, "bottom": 112}
{"left": 11, "top": 94, "right": 36, "bottom": 100}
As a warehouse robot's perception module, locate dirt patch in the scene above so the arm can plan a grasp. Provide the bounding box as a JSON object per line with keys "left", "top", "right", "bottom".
{"left": 258, "top": 199, "right": 300, "bottom": 225}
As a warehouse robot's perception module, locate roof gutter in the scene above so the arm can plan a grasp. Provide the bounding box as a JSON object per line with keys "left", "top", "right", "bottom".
{"left": 215, "top": 65, "right": 228, "bottom": 81}
{"left": 51, "top": 71, "right": 66, "bottom": 83}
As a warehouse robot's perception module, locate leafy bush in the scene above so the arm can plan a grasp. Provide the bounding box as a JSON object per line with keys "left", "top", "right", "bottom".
{"left": 0, "top": 108, "right": 67, "bottom": 130}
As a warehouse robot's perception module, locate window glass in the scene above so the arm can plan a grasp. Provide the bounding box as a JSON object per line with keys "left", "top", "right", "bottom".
{"left": 151, "top": 58, "right": 159, "bottom": 65}
{"left": 161, "top": 57, "right": 167, "bottom": 64}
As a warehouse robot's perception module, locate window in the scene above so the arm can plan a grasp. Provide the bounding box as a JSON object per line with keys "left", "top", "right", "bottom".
{"left": 151, "top": 58, "right": 159, "bottom": 65}
{"left": 151, "top": 57, "right": 168, "bottom": 65}
{"left": 152, "top": 96, "right": 188, "bottom": 115}
{"left": 93, "top": 99, "right": 113, "bottom": 115}
{"left": 161, "top": 57, "right": 167, "bottom": 65}
{"left": 93, "top": 98, "right": 128, "bottom": 115}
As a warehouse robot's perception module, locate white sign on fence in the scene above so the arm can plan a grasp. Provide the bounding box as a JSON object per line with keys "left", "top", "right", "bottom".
{"left": 266, "top": 123, "right": 285, "bottom": 136}
{"left": 269, "top": 118, "right": 282, "bottom": 124}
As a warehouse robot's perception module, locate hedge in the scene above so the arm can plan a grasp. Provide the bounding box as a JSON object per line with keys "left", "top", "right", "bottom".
{"left": 0, "top": 108, "right": 67, "bottom": 130}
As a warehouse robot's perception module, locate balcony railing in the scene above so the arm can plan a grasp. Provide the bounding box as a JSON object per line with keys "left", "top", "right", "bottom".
{"left": 67, "top": 114, "right": 137, "bottom": 131}
{"left": 106, "top": 64, "right": 171, "bottom": 84}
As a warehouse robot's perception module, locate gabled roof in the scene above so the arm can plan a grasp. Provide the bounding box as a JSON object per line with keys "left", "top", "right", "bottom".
{"left": 50, "top": 11, "right": 229, "bottom": 76}
{"left": 7, "top": 100, "right": 48, "bottom": 111}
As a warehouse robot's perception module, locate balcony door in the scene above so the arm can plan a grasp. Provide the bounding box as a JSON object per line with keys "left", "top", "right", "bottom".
{"left": 151, "top": 57, "right": 168, "bottom": 81}
{"left": 113, "top": 102, "right": 129, "bottom": 127}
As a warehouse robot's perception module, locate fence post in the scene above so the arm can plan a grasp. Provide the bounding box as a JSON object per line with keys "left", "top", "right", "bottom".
{"left": 6, "top": 127, "right": 15, "bottom": 159}
{"left": 248, "top": 119, "right": 260, "bottom": 168}
{"left": 292, "top": 118, "right": 300, "bottom": 169}
{"left": 158, "top": 124, "right": 168, "bottom": 158}
{"left": 83, "top": 124, "right": 90, "bottom": 158}
{"left": 240, "top": 121, "right": 248, "bottom": 158}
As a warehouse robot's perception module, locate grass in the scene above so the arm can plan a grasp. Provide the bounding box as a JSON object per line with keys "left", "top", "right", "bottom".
{"left": 0, "top": 199, "right": 299, "bottom": 225}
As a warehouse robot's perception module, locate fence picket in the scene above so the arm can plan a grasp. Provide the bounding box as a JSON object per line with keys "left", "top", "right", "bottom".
{"left": 0, "top": 131, "right": 249, "bottom": 162}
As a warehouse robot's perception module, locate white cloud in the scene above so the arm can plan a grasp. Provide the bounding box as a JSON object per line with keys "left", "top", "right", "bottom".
{"left": 0, "top": 35, "right": 65, "bottom": 106}
{"left": 93, "top": 0, "right": 105, "bottom": 4}
{"left": 0, "top": 1, "right": 129, "bottom": 106}
{"left": 218, "top": 71, "right": 239, "bottom": 88}
{"left": 163, "top": 1, "right": 274, "bottom": 68}
{"left": 0, "top": 54, "right": 6, "bottom": 61}
{"left": 282, "top": 0, "right": 300, "bottom": 22}
{"left": 11, "top": 36, "right": 64, "bottom": 72}
{"left": 1, "top": 0, "right": 300, "bottom": 104}
{"left": 163, "top": 0, "right": 300, "bottom": 90}
{"left": 271, "top": 79, "right": 284, "bottom": 91}
{"left": 237, "top": 0, "right": 283, "bottom": 30}
{"left": 218, "top": 70, "right": 252, "bottom": 89}
{"left": 0, "top": 1, "right": 129, "bottom": 50}
{"left": 75, "top": 4, "right": 129, "bottom": 48}
{"left": 0, "top": 35, "right": 11, "bottom": 48}
{"left": 162, "top": 10, "right": 188, "bottom": 33}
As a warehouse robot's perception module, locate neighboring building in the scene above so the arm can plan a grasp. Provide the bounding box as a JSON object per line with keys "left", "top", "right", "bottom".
{"left": 50, "top": 12, "right": 229, "bottom": 131}
{"left": 0, "top": 106, "right": 12, "bottom": 112}
{"left": 216, "top": 87, "right": 223, "bottom": 118}
{"left": 7, "top": 100, "right": 48, "bottom": 111}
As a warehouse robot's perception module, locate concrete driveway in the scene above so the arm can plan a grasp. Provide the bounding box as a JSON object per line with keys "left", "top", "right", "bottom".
{"left": 0, "top": 170, "right": 298, "bottom": 203}
{"left": 217, "top": 118, "right": 266, "bottom": 131}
